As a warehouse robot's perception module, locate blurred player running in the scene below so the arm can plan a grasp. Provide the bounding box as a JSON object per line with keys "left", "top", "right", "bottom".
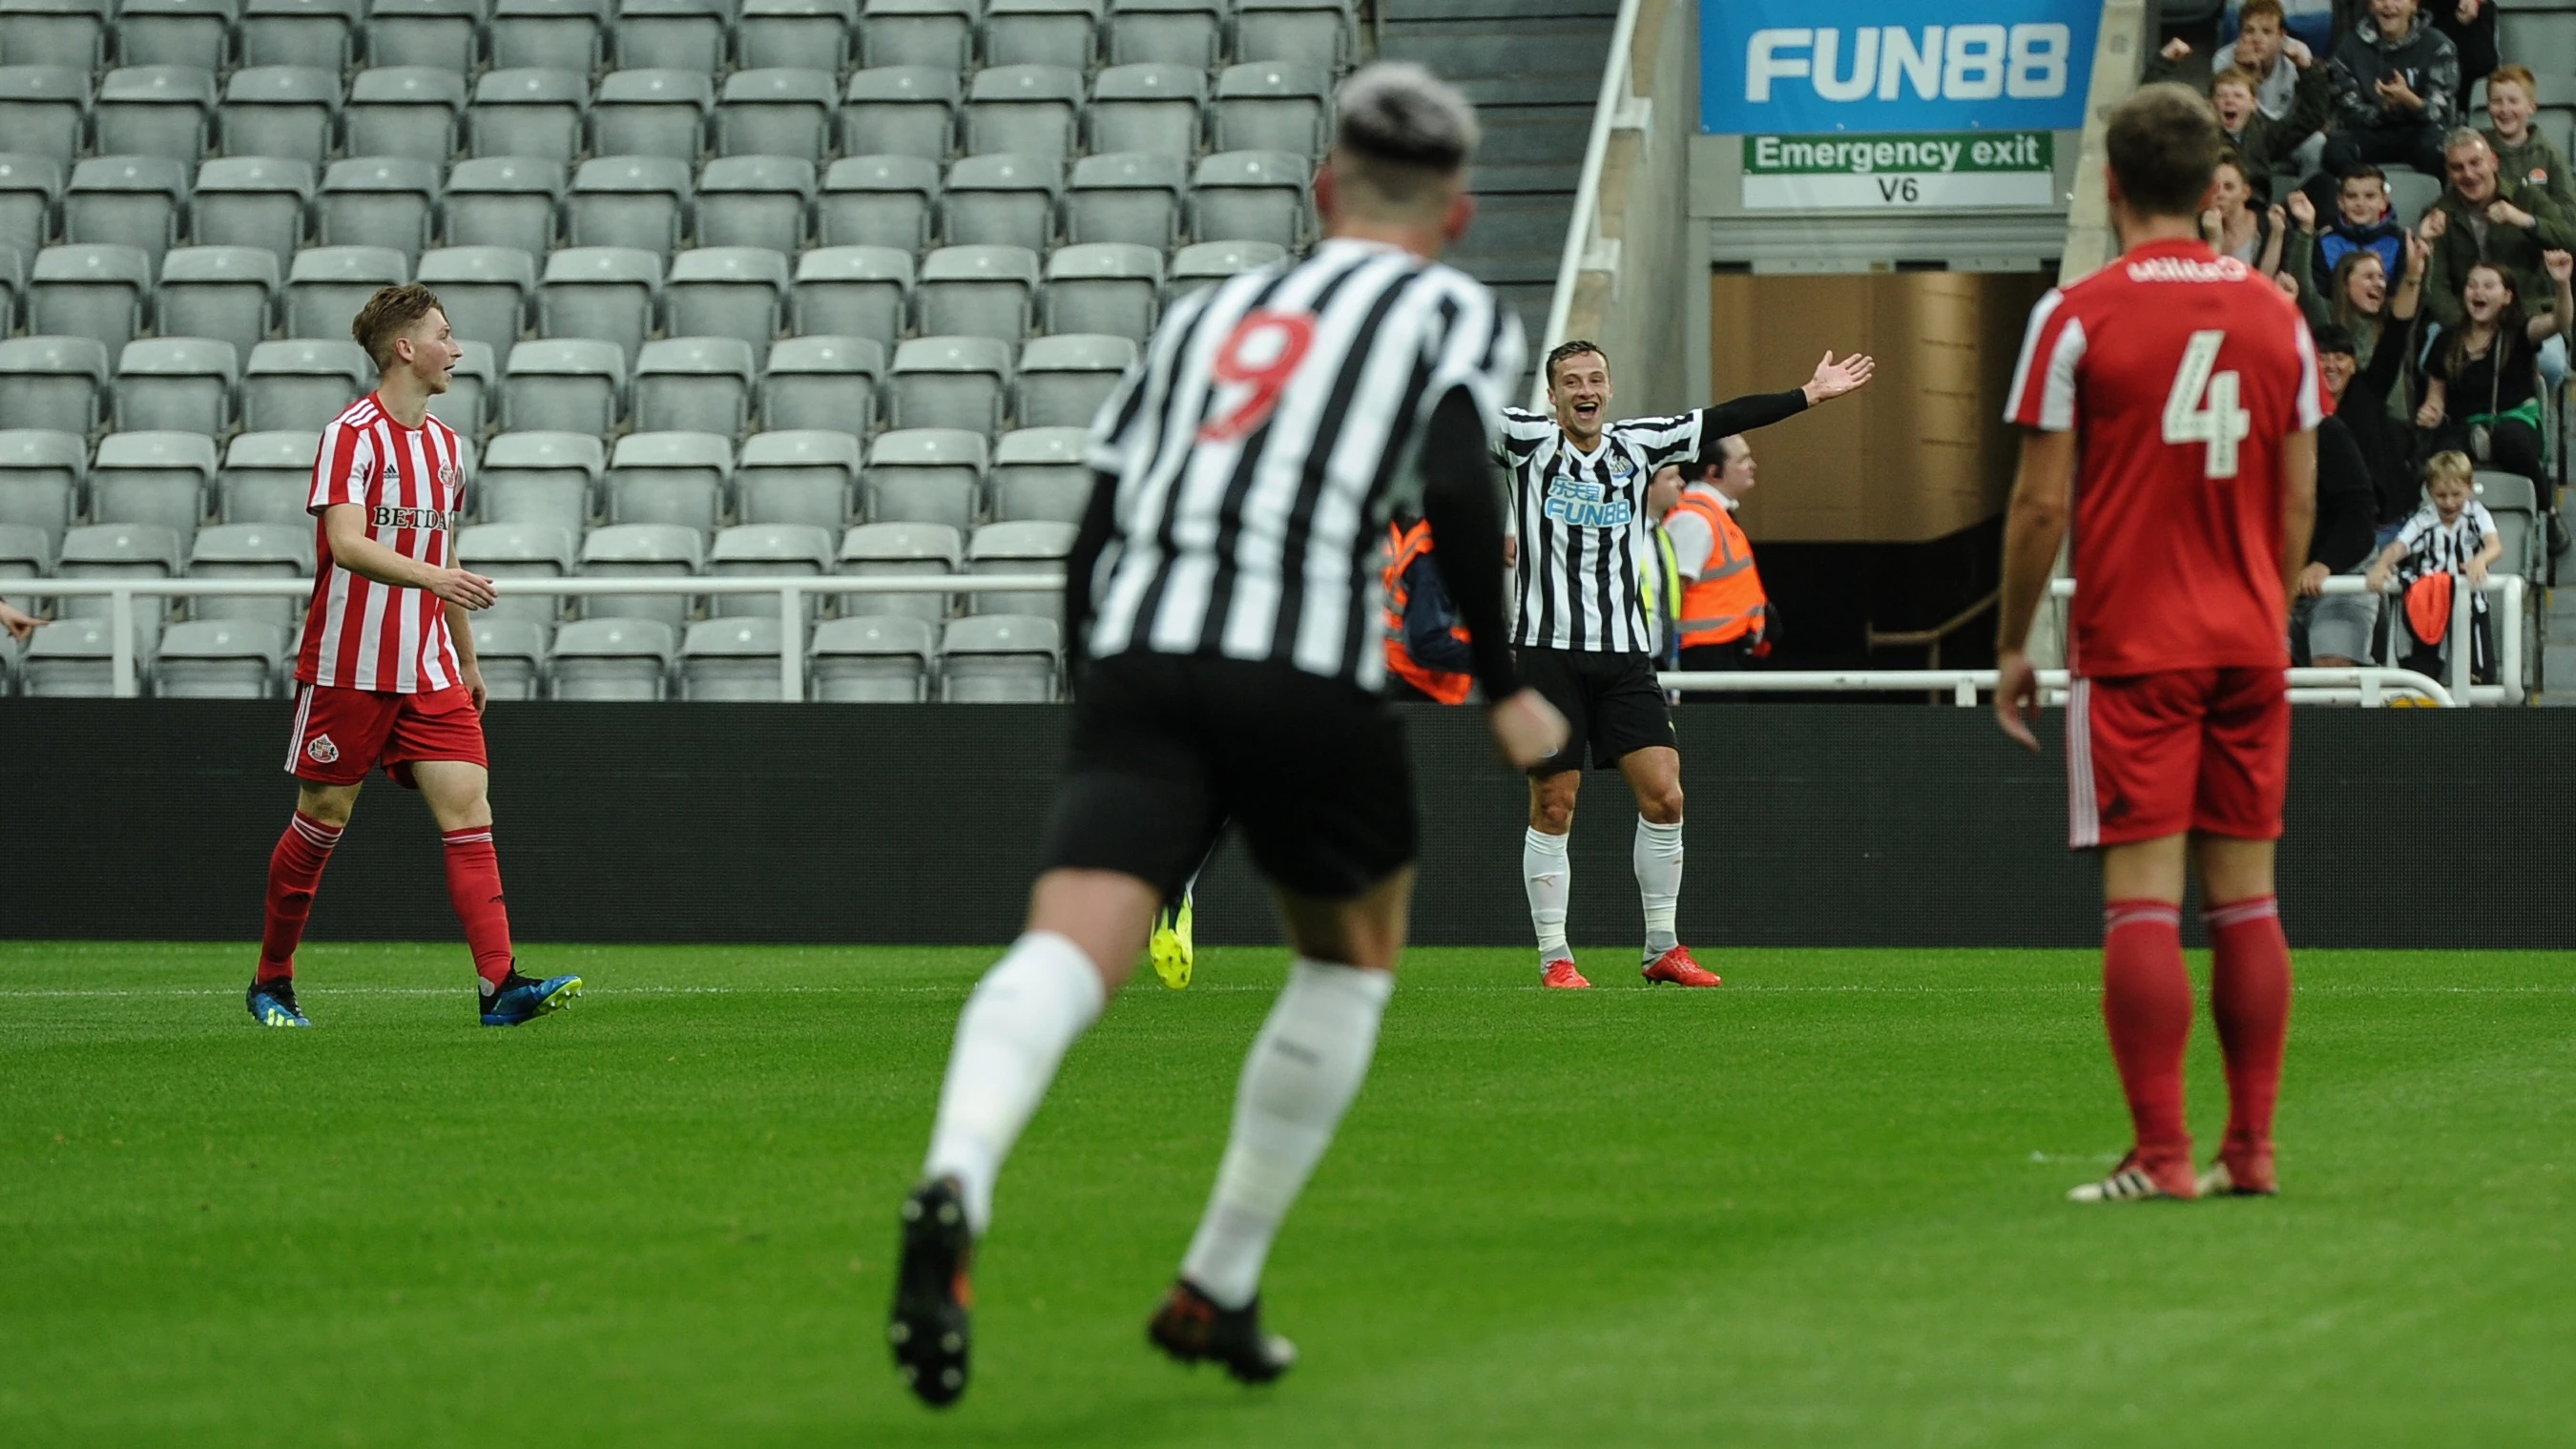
{"left": 886, "top": 62, "right": 1565, "bottom": 1407}
{"left": 245, "top": 284, "right": 580, "bottom": 1030}
{"left": 1995, "top": 83, "right": 2318, "bottom": 1202}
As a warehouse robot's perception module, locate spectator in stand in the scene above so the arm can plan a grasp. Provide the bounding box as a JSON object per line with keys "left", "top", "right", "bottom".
{"left": 2324, "top": 0, "right": 2459, "bottom": 181}
{"left": 2428, "top": 0, "right": 2496, "bottom": 115}
{"left": 2150, "top": 30, "right": 2334, "bottom": 192}
{"left": 2217, "top": 0, "right": 2319, "bottom": 123}
{"left": 2206, "top": 151, "right": 2291, "bottom": 275}
{"left": 2365, "top": 449, "right": 2502, "bottom": 679}
{"left": 2294, "top": 323, "right": 2388, "bottom": 668}
{"left": 1, "top": 598, "right": 37, "bottom": 640}
{"left": 1657, "top": 443, "right": 1774, "bottom": 689}
{"left": 2422, "top": 129, "right": 2576, "bottom": 334}
{"left": 2413, "top": 251, "right": 2572, "bottom": 495}
{"left": 2292, "top": 216, "right": 2432, "bottom": 530}
{"left": 2479, "top": 66, "right": 2576, "bottom": 220}
{"left": 2304, "top": 165, "right": 2408, "bottom": 296}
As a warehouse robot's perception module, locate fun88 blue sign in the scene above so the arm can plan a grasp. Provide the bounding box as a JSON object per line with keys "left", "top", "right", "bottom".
{"left": 1702, "top": 0, "right": 2102, "bottom": 135}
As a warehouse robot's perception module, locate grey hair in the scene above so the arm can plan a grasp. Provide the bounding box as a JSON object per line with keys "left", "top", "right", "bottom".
{"left": 1333, "top": 61, "right": 1479, "bottom": 172}
{"left": 2444, "top": 126, "right": 2492, "bottom": 156}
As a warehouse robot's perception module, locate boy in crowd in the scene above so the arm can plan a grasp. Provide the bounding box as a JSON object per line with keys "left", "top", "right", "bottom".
{"left": 2311, "top": 165, "right": 2409, "bottom": 296}
{"left": 2325, "top": 0, "right": 2460, "bottom": 180}
{"left": 2365, "top": 450, "right": 2503, "bottom": 681}
{"left": 2480, "top": 65, "right": 2575, "bottom": 217}
{"left": 2156, "top": 1, "right": 2332, "bottom": 182}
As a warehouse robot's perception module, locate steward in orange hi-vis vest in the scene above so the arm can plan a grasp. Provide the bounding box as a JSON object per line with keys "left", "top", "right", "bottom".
{"left": 1380, "top": 518, "right": 1475, "bottom": 703}
{"left": 1662, "top": 486, "right": 1770, "bottom": 654}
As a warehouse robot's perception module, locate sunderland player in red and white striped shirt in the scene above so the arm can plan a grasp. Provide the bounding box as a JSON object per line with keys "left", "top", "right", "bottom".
{"left": 1994, "top": 85, "right": 2318, "bottom": 1202}
{"left": 247, "top": 284, "right": 581, "bottom": 1029}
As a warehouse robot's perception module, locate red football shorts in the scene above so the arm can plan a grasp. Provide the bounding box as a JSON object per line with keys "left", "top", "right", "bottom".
{"left": 283, "top": 683, "right": 488, "bottom": 788}
{"left": 2065, "top": 667, "right": 2288, "bottom": 849}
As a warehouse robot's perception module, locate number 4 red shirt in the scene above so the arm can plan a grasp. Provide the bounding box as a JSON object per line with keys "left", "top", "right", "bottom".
{"left": 294, "top": 393, "right": 471, "bottom": 693}
{"left": 2004, "top": 238, "right": 2324, "bottom": 677}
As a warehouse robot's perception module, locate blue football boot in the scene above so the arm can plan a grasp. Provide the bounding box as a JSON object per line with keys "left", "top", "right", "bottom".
{"left": 246, "top": 979, "right": 312, "bottom": 1027}
{"left": 480, "top": 964, "right": 583, "bottom": 1026}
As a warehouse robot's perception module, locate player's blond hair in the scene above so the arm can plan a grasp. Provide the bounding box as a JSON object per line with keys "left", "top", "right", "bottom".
{"left": 2423, "top": 450, "right": 2476, "bottom": 491}
{"left": 351, "top": 283, "right": 447, "bottom": 373}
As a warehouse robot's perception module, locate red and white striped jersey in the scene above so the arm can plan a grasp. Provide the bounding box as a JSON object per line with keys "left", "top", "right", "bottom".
{"left": 293, "top": 393, "right": 469, "bottom": 693}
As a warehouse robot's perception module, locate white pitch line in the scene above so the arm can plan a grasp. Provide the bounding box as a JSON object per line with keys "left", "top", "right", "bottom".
{"left": 0, "top": 983, "right": 2566, "bottom": 1000}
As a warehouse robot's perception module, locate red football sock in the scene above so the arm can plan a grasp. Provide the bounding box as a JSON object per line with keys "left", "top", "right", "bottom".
{"left": 441, "top": 825, "right": 516, "bottom": 993}
{"left": 259, "top": 810, "right": 343, "bottom": 982}
{"left": 2101, "top": 900, "right": 2194, "bottom": 1185}
{"left": 2206, "top": 896, "right": 2292, "bottom": 1186}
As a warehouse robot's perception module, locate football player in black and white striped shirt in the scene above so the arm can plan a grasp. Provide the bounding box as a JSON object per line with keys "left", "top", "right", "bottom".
{"left": 886, "top": 62, "right": 1568, "bottom": 1408}
{"left": 1506, "top": 340, "right": 1874, "bottom": 989}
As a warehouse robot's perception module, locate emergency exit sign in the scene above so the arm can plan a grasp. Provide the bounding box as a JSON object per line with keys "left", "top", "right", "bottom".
{"left": 1741, "top": 131, "right": 2055, "bottom": 209}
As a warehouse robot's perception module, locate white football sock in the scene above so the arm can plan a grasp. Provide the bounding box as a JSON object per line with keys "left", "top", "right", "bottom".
{"left": 1524, "top": 826, "right": 1571, "bottom": 966}
{"left": 1179, "top": 959, "right": 1394, "bottom": 1310}
{"left": 921, "top": 931, "right": 1108, "bottom": 1235}
{"left": 1634, "top": 817, "right": 1685, "bottom": 959}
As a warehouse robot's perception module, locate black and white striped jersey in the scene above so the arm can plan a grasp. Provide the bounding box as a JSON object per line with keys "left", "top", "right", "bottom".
{"left": 1080, "top": 237, "right": 1525, "bottom": 689}
{"left": 1500, "top": 408, "right": 1707, "bottom": 652}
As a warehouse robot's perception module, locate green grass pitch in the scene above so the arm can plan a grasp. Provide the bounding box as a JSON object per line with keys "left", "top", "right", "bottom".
{"left": 3, "top": 942, "right": 2569, "bottom": 1447}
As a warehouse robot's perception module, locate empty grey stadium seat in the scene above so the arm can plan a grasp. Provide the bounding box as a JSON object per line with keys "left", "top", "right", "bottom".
{"left": 633, "top": 336, "right": 755, "bottom": 435}
{"left": 1015, "top": 333, "right": 1132, "bottom": 430}
{"left": 589, "top": 69, "right": 714, "bottom": 164}
{"left": 191, "top": 157, "right": 316, "bottom": 269}
{"left": 2477, "top": 469, "right": 2539, "bottom": 579}
{"left": 1167, "top": 237, "right": 1283, "bottom": 300}
{"left": 608, "top": 428, "right": 734, "bottom": 535}
{"left": 65, "top": 157, "right": 189, "bottom": 275}
{"left": 942, "top": 153, "right": 1059, "bottom": 253}
{"left": 0, "top": 154, "right": 65, "bottom": 273}
{"left": 489, "top": 0, "right": 611, "bottom": 74}
{"left": 57, "top": 520, "right": 183, "bottom": 650}
{"left": 426, "top": 339, "right": 499, "bottom": 437}
{"left": 1065, "top": 151, "right": 1187, "bottom": 249}
{"left": 698, "top": 155, "right": 817, "bottom": 255}
{"left": 219, "top": 66, "right": 342, "bottom": 169}
{"left": 2386, "top": 168, "right": 2442, "bottom": 233}
{"left": 1105, "top": 0, "right": 1221, "bottom": 70}
{"left": 92, "top": 430, "right": 218, "bottom": 549}
{"left": 115, "top": 337, "right": 240, "bottom": 436}
{"left": 984, "top": 0, "right": 1101, "bottom": 72}
{"left": 988, "top": 425, "right": 1092, "bottom": 523}
{"left": 0, "top": 428, "right": 85, "bottom": 554}
{"left": 809, "top": 612, "right": 933, "bottom": 700}
{"left": 418, "top": 245, "right": 538, "bottom": 359}
{"left": 344, "top": 68, "right": 471, "bottom": 167}
{"left": 21, "top": 615, "right": 120, "bottom": 694}
{"left": 940, "top": 612, "right": 1057, "bottom": 700}
{"left": 578, "top": 520, "right": 701, "bottom": 627}
{"left": 680, "top": 613, "right": 795, "bottom": 698}
{"left": 568, "top": 155, "right": 695, "bottom": 258}
{"left": 467, "top": 614, "right": 551, "bottom": 699}
{"left": 1042, "top": 241, "right": 1160, "bottom": 342}
{"left": 737, "top": 428, "right": 862, "bottom": 532}
{"left": 841, "top": 66, "right": 960, "bottom": 163}
{"left": 789, "top": 244, "right": 912, "bottom": 349}
{"left": 0, "top": 67, "right": 91, "bottom": 168}
{"left": 316, "top": 157, "right": 443, "bottom": 260}
{"left": 915, "top": 243, "right": 1039, "bottom": 345}
{"left": 31, "top": 244, "right": 154, "bottom": 356}
{"left": 153, "top": 617, "right": 288, "bottom": 696}
{"left": 239, "top": 0, "right": 364, "bottom": 71}
{"left": 708, "top": 520, "right": 836, "bottom": 619}
{"left": 94, "top": 66, "right": 218, "bottom": 167}
{"left": 0, "top": 335, "right": 109, "bottom": 435}
{"left": 737, "top": 0, "right": 859, "bottom": 71}
{"left": 471, "top": 67, "right": 592, "bottom": 164}
{"left": 665, "top": 246, "right": 790, "bottom": 362}
{"left": 717, "top": 68, "right": 838, "bottom": 161}
{"left": 1213, "top": 62, "right": 1331, "bottom": 157}
{"left": 1234, "top": 0, "right": 1350, "bottom": 72}
{"left": 505, "top": 337, "right": 627, "bottom": 435}
{"left": 617, "top": 0, "right": 734, "bottom": 73}
{"left": 156, "top": 246, "right": 282, "bottom": 368}
{"left": 965, "top": 65, "right": 1083, "bottom": 160}
{"left": 967, "top": 518, "right": 1073, "bottom": 617}
{"left": 758, "top": 333, "right": 883, "bottom": 433}
{"left": 0, "top": 0, "right": 111, "bottom": 72}
{"left": 187, "top": 519, "right": 314, "bottom": 628}
{"left": 550, "top": 615, "right": 676, "bottom": 699}
{"left": 837, "top": 518, "right": 959, "bottom": 623}
{"left": 888, "top": 335, "right": 1010, "bottom": 436}
{"left": 538, "top": 244, "right": 663, "bottom": 365}
{"left": 369, "top": 0, "right": 486, "bottom": 73}
{"left": 2500, "top": 9, "right": 2576, "bottom": 84}
{"left": 865, "top": 424, "right": 986, "bottom": 531}
{"left": 818, "top": 154, "right": 940, "bottom": 252}
{"left": 242, "top": 338, "right": 371, "bottom": 430}
{"left": 1193, "top": 151, "right": 1312, "bottom": 251}
{"left": 219, "top": 428, "right": 321, "bottom": 523}
{"left": 460, "top": 518, "right": 581, "bottom": 630}
{"left": 861, "top": 0, "right": 977, "bottom": 72}
{"left": 477, "top": 430, "right": 603, "bottom": 535}
{"left": 442, "top": 156, "right": 567, "bottom": 258}
{"left": 285, "top": 245, "right": 409, "bottom": 340}
{"left": 0, "top": 518, "right": 51, "bottom": 585}
{"left": 117, "top": 0, "right": 237, "bottom": 72}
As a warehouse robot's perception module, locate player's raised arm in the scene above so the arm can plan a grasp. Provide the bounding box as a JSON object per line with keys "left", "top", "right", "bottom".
{"left": 319, "top": 503, "right": 496, "bottom": 610}
{"left": 1992, "top": 428, "right": 2076, "bottom": 752}
{"left": 1683, "top": 349, "right": 1877, "bottom": 466}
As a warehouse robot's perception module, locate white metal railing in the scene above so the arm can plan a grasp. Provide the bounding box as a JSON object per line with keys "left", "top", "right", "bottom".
{"left": 1663, "top": 667, "right": 2459, "bottom": 709}
{"left": 1533, "top": 0, "right": 1650, "bottom": 402}
{"left": 20, "top": 574, "right": 1066, "bottom": 700}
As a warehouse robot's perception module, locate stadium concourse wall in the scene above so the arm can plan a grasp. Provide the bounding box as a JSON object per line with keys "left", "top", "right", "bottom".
{"left": 3, "top": 702, "right": 2569, "bottom": 951}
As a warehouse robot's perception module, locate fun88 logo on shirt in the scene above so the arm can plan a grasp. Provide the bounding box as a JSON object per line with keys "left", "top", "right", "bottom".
{"left": 1700, "top": 0, "right": 2100, "bottom": 136}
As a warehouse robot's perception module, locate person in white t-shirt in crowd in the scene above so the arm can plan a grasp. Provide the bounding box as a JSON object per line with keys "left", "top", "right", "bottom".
{"left": 1656, "top": 436, "right": 1775, "bottom": 694}
{"left": 2365, "top": 448, "right": 2503, "bottom": 681}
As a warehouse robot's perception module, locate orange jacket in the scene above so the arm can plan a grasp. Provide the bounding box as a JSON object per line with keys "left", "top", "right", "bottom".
{"left": 1665, "top": 489, "right": 1770, "bottom": 651}
{"left": 1380, "top": 520, "right": 1473, "bottom": 703}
